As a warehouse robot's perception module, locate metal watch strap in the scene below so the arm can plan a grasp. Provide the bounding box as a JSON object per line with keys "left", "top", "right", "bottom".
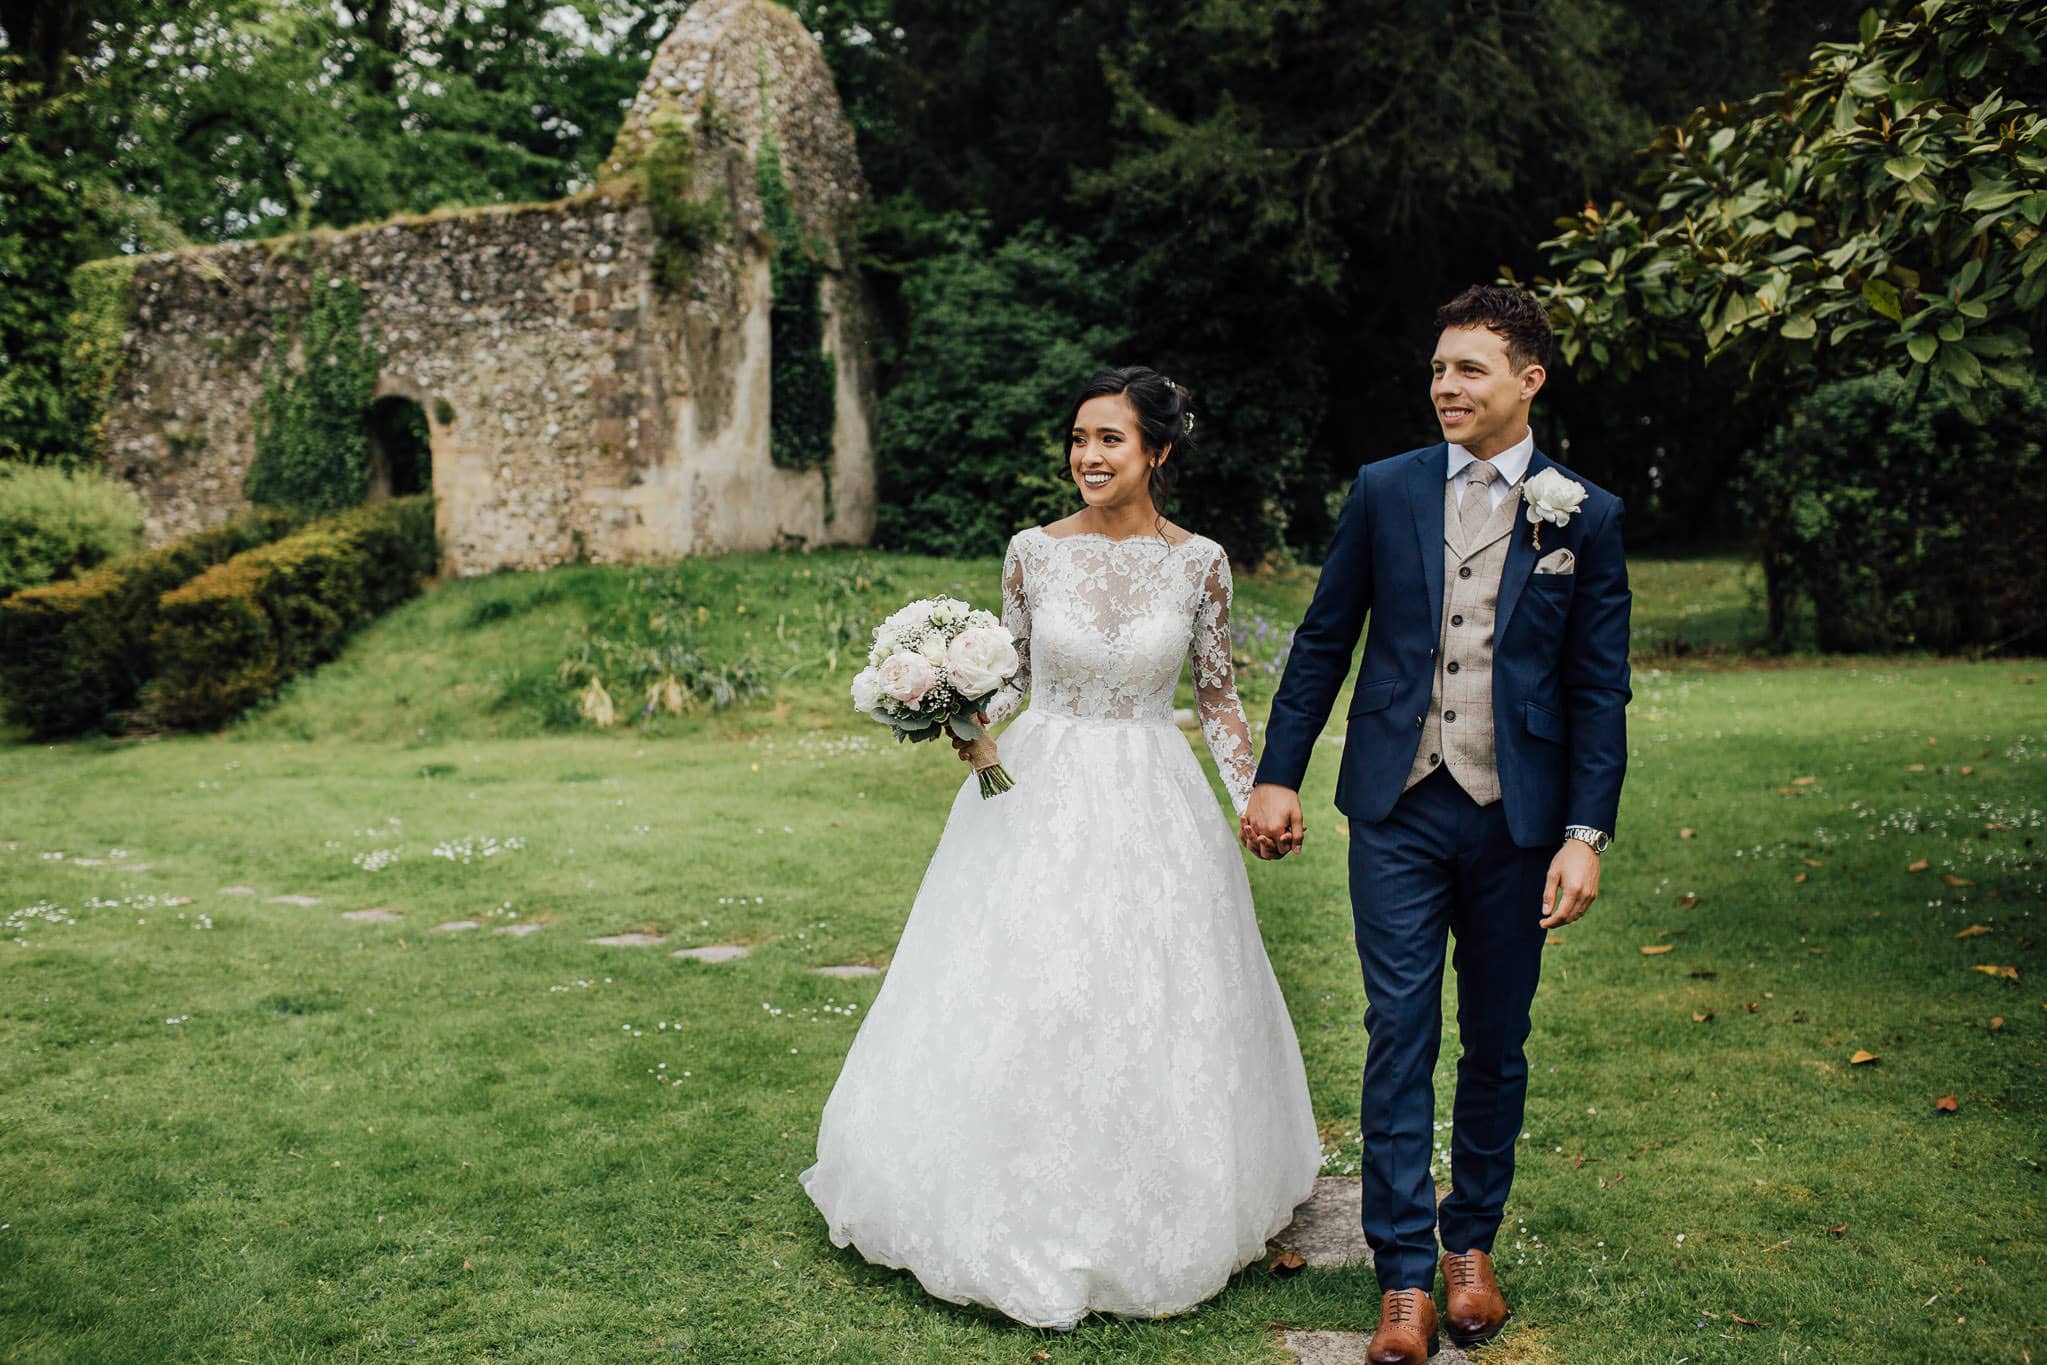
{"left": 1563, "top": 825, "right": 1611, "bottom": 854}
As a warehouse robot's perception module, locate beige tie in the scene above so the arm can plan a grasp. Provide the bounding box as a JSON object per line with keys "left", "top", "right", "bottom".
{"left": 1458, "top": 460, "right": 1499, "bottom": 545}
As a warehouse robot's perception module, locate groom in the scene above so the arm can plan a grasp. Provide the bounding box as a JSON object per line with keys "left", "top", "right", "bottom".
{"left": 1243, "top": 284, "right": 1630, "bottom": 1363}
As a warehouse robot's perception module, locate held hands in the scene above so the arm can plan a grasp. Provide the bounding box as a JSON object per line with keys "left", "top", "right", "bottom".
{"left": 1540, "top": 838, "right": 1601, "bottom": 928}
{"left": 1239, "top": 783, "right": 1305, "bottom": 861}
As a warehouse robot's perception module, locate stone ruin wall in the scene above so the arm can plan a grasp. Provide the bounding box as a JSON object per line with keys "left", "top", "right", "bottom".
{"left": 95, "top": 0, "right": 875, "bottom": 576}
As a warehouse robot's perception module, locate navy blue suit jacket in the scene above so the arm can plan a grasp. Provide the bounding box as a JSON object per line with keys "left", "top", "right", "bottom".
{"left": 1254, "top": 443, "right": 1631, "bottom": 848}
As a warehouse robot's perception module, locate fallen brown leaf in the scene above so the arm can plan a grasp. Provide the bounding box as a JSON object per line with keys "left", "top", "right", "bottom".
{"left": 1907, "top": 859, "right": 1930, "bottom": 872}
{"left": 1973, "top": 965, "right": 2020, "bottom": 981}
{"left": 1640, "top": 944, "right": 1676, "bottom": 955}
{"left": 1849, "top": 1050, "right": 1879, "bottom": 1065}
{"left": 1678, "top": 893, "right": 1700, "bottom": 908}
{"left": 1744, "top": 1001, "right": 1759, "bottom": 1013}
{"left": 1546, "top": 934, "right": 1565, "bottom": 945}
{"left": 1989, "top": 1016, "right": 2004, "bottom": 1030}
{"left": 1693, "top": 1011, "right": 1715, "bottom": 1023}
{"left": 1934, "top": 1094, "right": 1959, "bottom": 1113}
{"left": 1678, "top": 827, "right": 1696, "bottom": 839}
{"left": 1731, "top": 1313, "right": 1773, "bottom": 1327}
{"left": 1801, "top": 858, "right": 1825, "bottom": 867}
{"left": 1793, "top": 872, "right": 1809, "bottom": 884}
{"left": 1961, "top": 765, "right": 1974, "bottom": 776}
{"left": 1793, "top": 776, "right": 1817, "bottom": 786}
{"left": 1268, "top": 1250, "right": 1305, "bottom": 1277}
{"left": 1826, "top": 1222, "right": 1848, "bottom": 1235}
{"left": 1905, "top": 763, "right": 1926, "bottom": 772}
{"left": 463, "top": 1258, "right": 474, "bottom": 1271}
{"left": 1941, "top": 874, "right": 1974, "bottom": 887}
{"left": 1956, "top": 924, "right": 1994, "bottom": 938}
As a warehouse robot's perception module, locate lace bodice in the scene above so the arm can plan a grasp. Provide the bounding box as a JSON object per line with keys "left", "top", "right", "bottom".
{"left": 981, "top": 527, "right": 1258, "bottom": 813}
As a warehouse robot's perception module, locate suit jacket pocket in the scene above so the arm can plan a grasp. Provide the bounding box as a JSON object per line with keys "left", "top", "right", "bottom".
{"left": 1524, "top": 699, "right": 1565, "bottom": 743}
{"left": 1348, "top": 678, "right": 1398, "bottom": 717}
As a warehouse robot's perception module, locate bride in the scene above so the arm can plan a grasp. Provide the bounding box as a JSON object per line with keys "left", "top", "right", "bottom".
{"left": 798, "top": 366, "right": 1321, "bottom": 1330}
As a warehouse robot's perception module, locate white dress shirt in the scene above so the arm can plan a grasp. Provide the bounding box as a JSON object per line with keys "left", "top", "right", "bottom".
{"left": 1447, "top": 427, "right": 1535, "bottom": 512}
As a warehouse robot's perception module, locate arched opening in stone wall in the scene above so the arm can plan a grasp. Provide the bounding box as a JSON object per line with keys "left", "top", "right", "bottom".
{"left": 366, "top": 395, "right": 433, "bottom": 499}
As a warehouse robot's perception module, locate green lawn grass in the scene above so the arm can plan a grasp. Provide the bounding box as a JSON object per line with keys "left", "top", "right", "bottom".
{"left": 1, "top": 550, "right": 2040, "bottom": 1363}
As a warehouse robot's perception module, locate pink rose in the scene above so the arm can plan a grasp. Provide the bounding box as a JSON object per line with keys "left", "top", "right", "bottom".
{"left": 877, "top": 651, "right": 940, "bottom": 709}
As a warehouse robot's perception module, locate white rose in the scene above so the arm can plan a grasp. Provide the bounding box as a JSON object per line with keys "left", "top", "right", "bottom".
{"left": 1522, "top": 467, "right": 1589, "bottom": 528}
{"left": 916, "top": 632, "right": 950, "bottom": 667}
{"left": 850, "top": 667, "right": 883, "bottom": 713}
{"left": 877, "top": 651, "right": 940, "bottom": 708}
{"left": 946, "top": 626, "right": 1020, "bottom": 699}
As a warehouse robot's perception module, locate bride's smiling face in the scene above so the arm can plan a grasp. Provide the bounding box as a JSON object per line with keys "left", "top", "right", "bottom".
{"left": 1070, "top": 394, "right": 1164, "bottom": 509}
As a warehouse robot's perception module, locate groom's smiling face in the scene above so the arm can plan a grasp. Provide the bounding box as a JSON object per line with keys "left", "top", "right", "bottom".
{"left": 1431, "top": 325, "right": 1544, "bottom": 459}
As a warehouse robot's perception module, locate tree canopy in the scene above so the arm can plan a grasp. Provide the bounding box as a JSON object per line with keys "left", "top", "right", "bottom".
{"left": 1528, "top": 0, "right": 2046, "bottom": 413}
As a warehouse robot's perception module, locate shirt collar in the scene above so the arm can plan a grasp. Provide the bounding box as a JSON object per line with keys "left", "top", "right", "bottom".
{"left": 1447, "top": 427, "right": 1536, "bottom": 487}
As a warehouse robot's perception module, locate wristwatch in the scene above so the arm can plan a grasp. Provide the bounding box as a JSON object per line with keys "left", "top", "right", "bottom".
{"left": 1563, "top": 825, "right": 1612, "bottom": 855}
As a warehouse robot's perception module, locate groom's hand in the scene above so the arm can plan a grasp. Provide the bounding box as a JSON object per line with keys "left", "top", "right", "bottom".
{"left": 1240, "top": 783, "right": 1305, "bottom": 861}
{"left": 1540, "top": 839, "right": 1602, "bottom": 928}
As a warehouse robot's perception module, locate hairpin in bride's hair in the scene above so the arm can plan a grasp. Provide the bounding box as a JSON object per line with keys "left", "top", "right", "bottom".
{"left": 1161, "top": 376, "right": 1195, "bottom": 437}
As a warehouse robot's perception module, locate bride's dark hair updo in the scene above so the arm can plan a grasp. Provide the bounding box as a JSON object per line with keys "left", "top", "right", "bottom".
{"left": 1062, "top": 365, "right": 1196, "bottom": 515}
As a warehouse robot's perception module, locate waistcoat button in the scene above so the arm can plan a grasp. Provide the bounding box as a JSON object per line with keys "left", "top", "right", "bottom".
{"left": 1458, "top": 566, "right": 1472, "bottom": 579}
{"left": 1451, "top": 614, "right": 1463, "bottom": 627}
{"left": 1444, "top": 709, "right": 1457, "bottom": 723}
{"left": 1446, "top": 661, "right": 1460, "bottom": 674}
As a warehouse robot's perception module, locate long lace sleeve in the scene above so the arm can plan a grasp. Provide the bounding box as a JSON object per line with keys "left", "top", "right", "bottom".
{"left": 982, "top": 534, "right": 1032, "bottom": 726}
{"left": 1190, "top": 544, "right": 1256, "bottom": 816}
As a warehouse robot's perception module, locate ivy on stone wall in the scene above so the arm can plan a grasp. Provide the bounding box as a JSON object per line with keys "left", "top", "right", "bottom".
{"left": 755, "top": 122, "right": 839, "bottom": 524}
{"left": 244, "top": 271, "right": 384, "bottom": 515}
{"left": 642, "top": 105, "right": 731, "bottom": 294}
{"left": 61, "top": 257, "right": 141, "bottom": 463}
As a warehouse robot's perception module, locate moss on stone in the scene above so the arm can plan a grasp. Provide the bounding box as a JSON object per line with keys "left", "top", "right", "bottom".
{"left": 61, "top": 257, "right": 141, "bottom": 461}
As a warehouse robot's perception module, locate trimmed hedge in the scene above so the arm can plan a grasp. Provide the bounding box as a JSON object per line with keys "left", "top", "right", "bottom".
{"left": 0, "top": 508, "right": 302, "bottom": 737}
{"left": 150, "top": 496, "right": 438, "bottom": 728}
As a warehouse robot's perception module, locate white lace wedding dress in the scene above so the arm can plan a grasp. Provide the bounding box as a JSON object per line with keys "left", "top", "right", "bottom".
{"left": 798, "top": 526, "right": 1322, "bottom": 1330}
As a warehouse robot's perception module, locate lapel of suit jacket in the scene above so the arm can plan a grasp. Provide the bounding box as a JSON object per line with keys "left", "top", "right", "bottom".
{"left": 1492, "top": 446, "right": 1551, "bottom": 650}
{"left": 1408, "top": 445, "right": 1447, "bottom": 642}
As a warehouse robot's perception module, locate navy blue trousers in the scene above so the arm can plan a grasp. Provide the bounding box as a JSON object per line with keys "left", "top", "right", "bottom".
{"left": 1348, "top": 766, "right": 1551, "bottom": 1292}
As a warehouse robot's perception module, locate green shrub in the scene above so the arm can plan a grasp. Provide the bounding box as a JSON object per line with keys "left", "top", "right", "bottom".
{"left": 556, "top": 563, "right": 768, "bottom": 728}
{"left": 0, "top": 463, "right": 147, "bottom": 597}
{"left": 1741, "top": 374, "right": 2047, "bottom": 653}
{"left": 148, "top": 496, "right": 437, "bottom": 728}
{"left": 872, "top": 219, "right": 1129, "bottom": 557}
{"left": 0, "top": 508, "right": 302, "bottom": 737}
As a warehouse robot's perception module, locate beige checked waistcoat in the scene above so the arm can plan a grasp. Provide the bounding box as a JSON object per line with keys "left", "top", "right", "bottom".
{"left": 1402, "top": 475, "right": 1523, "bottom": 804}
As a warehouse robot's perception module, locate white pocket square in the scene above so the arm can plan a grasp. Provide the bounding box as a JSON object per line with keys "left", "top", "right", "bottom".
{"left": 1533, "top": 548, "right": 1576, "bottom": 575}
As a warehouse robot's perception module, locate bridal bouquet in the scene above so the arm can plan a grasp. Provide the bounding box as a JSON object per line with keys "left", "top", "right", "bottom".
{"left": 852, "top": 596, "right": 1019, "bottom": 798}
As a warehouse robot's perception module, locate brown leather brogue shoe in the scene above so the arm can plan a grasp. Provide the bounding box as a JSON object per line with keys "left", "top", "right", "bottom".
{"left": 1439, "top": 1247, "right": 1511, "bottom": 1346}
{"left": 1366, "top": 1287, "right": 1439, "bottom": 1364}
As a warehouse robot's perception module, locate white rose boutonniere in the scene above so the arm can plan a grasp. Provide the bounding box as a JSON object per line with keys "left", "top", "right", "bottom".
{"left": 1522, "top": 467, "right": 1588, "bottom": 550}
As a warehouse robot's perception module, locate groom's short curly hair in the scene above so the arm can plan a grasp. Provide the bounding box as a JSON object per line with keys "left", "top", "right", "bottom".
{"left": 1435, "top": 284, "right": 1554, "bottom": 373}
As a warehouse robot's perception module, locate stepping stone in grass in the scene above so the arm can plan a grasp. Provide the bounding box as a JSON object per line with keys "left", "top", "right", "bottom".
{"left": 113, "top": 863, "right": 154, "bottom": 872}
{"left": 1268, "top": 1177, "right": 1447, "bottom": 1271}
{"left": 219, "top": 886, "right": 257, "bottom": 895}
{"left": 1270, "top": 1177, "right": 1369, "bottom": 1268}
{"left": 342, "top": 908, "right": 402, "bottom": 923}
{"left": 266, "top": 894, "right": 321, "bottom": 906}
{"left": 70, "top": 858, "right": 106, "bottom": 866}
{"left": 433, "top": 920, "right": 483, "bottom": 932}
{"left": 587, "top": 932, "right": 666, "bottom": 947}
{"left": 494, "top": 923, "right": 544, "bottom": 936}
{"left": 673, "top": 944, "right": 748, "bottom": 963}
{"left": 1278, "top": 1331, "right": 1471, "bottom": 1365}
{"left": 810, "top": 964, "right": 882, "bottom": 979}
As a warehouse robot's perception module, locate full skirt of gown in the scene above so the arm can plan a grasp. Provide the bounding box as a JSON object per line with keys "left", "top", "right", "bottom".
{"left": 797, "top": 706, "right": 1323, "bottom": 1330}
